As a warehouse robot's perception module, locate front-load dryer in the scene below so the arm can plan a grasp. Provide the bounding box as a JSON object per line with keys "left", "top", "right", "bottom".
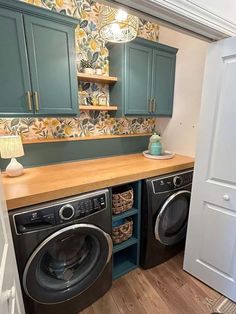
{"left": 9, "top": 189, "right": 112, "bottom": 314}
{"left": 141, "top": 169, "right": 193, "bottom": 269}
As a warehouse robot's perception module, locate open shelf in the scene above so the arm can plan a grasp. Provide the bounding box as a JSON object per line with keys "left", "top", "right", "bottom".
{"left": 113, "top": 237, "right": 138, "bottom": 253}
{"left": 111, "top": 181, "right": 141, "bottom": 280}
{"left": 79, "top": 105, "right": 118, "bottom": 111}
{"left": 113, "top": 245, "right": 138, "bottom": 280}
{"left": 78, "top": 73, "right": 118, "bottom": 85}
{"left": 112, "top": 208, "right": 138, "bottom": 222}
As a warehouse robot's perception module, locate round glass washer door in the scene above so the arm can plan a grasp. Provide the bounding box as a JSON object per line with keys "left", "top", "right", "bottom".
{"left": 154, "top": 190, "right": 191, "bottom": 246}
{"left": 23, "top": 224, "right": 112, "bottom": 304}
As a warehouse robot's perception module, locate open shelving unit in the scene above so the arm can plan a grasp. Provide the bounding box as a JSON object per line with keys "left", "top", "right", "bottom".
{"left": 78, "top": 73, "right": 118, "bottom": 112}
{"left": 79, "top": 105, "right": 118, "bottom": 111}
{"left": 78, "top": 73, "right": 118, "bottom": 85}
{"left": 112, "top": 181, "right": 141, "bottom": 280}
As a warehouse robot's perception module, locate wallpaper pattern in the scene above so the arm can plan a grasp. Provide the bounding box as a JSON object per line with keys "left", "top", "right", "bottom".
{"left": 0, "top": 0, "right": 159, "bottom": 140}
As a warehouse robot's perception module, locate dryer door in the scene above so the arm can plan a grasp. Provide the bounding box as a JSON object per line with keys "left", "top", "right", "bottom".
{"left": 154, "top": 190, "right": 191, "bottom": 245}
{"left": 23, "top": 224, "right": 112, "bottom": 304}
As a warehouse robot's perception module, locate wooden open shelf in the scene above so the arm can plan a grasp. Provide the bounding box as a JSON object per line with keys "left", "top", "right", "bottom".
{"left": 78, "top": 73, "right": 118, "bottom": 85}
{"left": 79, "top": 105, "right": 117, "bottom": 111}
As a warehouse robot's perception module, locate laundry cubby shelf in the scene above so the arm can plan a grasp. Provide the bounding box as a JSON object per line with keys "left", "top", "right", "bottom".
{"left": 113, "top": 237, "right": 138, "bottom": 254}
{"left": 111, "top": 181, "right": 141, "bottom": 280}
{"left": 112, "top": 208, "right": 138, "bottom": 222}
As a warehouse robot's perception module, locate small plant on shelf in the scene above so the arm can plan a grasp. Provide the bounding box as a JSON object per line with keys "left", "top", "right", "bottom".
{"left": 80, "top": 59, "right": 94, "bottom": 74}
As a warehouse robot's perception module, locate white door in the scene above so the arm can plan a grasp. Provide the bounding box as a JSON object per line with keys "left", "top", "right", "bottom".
{"left": 0, "top": 174, "right": 25, "bottom": 314}
{"left": 184, "top": 36, "right": 236, "bottom": 301}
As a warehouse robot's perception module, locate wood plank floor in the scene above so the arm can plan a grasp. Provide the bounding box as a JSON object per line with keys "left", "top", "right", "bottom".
{"left": 81, "top": 252, "right": 221, "bottom": 314}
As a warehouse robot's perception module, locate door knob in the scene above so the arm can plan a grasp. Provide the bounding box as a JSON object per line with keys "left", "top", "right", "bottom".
{"left": 223, "top": 194, "right": 230, "bottom": 201}
{"left": 5, "top": 286, "right": 16, "bottom": 302}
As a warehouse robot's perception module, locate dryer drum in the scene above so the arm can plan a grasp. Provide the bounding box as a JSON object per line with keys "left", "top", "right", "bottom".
{"left": 23, "top": 223, "right": 112, "bottom": 304}
{"left": 154, "top": 190, "right": 191, "bottom": 246}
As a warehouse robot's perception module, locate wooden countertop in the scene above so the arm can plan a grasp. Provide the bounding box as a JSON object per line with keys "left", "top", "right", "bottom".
{"left": 2, "top": 153, "right": 194, "bottom": 210}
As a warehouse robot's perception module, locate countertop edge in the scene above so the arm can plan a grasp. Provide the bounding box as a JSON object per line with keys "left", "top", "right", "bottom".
{"left": 5, "top": 159, "right": 194, "bottom": 210}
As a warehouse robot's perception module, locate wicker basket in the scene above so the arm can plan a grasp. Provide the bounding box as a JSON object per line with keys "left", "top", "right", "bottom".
{"left": 112, "top": 185, "right": 134, "bottom": 215}
{"left": 112, "top": 218, "right": 133, "bottom": 244}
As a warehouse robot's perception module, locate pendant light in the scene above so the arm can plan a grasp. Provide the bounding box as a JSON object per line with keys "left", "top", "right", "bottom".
{"left": 99, "top": 6, "right": 139, "bottom": 43}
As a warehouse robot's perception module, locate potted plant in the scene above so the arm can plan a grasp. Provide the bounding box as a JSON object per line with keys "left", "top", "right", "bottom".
{"left": 80, "top": 59, "right": 94, "bottom": 74}
{"left": 95, "top": 64, "right": 103, "bottom": 76}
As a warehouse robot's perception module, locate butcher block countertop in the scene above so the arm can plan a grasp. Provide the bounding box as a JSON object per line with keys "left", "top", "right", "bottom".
{"left": 2, "top": 153, "right": 194, "bottom": 210}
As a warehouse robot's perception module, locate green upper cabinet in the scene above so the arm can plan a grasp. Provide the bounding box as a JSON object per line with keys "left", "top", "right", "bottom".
{"left": 151, "top": 48, "right": 177, "bottom": 116}
{"left": 0, "top": 8, "right": 32, "bottom": 115}
{"left": 0, "top": 0, "right": 78, "bottom": 116}
{"left": 125, "top": 42, "right": 153, "bottom": 115}
{"left": 109, "top": 37, "right": 178, "bottom": 117}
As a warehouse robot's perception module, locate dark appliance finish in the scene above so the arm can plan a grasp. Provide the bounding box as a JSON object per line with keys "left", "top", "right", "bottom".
{"left": 9, "top": 189, "right": 112, "bottom": 314}
{"left": 141, "top": 169, "right": 193, "bottom": 269}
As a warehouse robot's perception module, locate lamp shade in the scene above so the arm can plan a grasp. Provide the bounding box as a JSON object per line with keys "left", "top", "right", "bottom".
{"left": 99, "top": 6, "right": 139, "bottom": 43}
{"left": 0, "top": 135, "right": 24, "bottom": 159}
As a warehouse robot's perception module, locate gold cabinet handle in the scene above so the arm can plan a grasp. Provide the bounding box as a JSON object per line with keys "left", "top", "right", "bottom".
{"left": 152, "top": 98, "right": 156, "bottom": 113}
{"left": 33, "top": 91, "right": 39, "bottom": 111}
{"left": 148, "top": 98, "right": 153, "bottom": 113}
{"left": 26, "top": 91, "right": 32, "bottom": 111}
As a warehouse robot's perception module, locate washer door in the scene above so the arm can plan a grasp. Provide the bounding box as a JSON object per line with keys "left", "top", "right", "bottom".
{"left": 23, "top": 224, "right": 112, "bottom": 304}
{"left": 154, "top": 190, "right": 191, "bottom": 246}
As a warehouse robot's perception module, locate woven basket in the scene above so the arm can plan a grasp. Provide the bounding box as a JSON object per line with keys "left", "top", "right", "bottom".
{"left": 112, "top": 218, "right": 133, "bottom": 244}
{"left": 112, "top": 185, "right": 134, "bottom": 215}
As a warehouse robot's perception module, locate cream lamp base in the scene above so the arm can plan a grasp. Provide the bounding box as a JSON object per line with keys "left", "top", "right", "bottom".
{"left": 6, "top": 158, "right": 24, "bottom": 177}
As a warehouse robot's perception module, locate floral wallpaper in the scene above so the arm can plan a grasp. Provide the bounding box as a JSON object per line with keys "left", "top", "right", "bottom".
{"left": 0, "top": 0, "right": 159, "bottom": 140}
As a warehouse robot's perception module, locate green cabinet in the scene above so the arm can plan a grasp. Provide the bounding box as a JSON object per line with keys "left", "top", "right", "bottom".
{"left": 109, "top": 37, "right": 178, "bottom": 117}
{"left": 0, "top": 8, "right": 32, "bottom": 115}
{"left": 125, "top": 43, "right": 153, "bottom": 115}
{"left": 0, "top": 0, "right": 78, "bottom": 116}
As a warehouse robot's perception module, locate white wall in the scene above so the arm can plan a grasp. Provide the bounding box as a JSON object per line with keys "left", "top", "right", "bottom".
{"left": 156, "top": 25, "right": 209, "bottom": 157}
{"left": 189, "top": 0, "right": 236, "bottom": 24}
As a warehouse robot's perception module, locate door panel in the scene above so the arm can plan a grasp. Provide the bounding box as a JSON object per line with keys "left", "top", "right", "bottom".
{"left": 125, "top": 42, "right": 152, "bottom": 115}
{"left": 0, "top": 8, "right": 32, "bottom": 116}
{"left": 0, "top": 173, "right": 25, "bottom": 314}
{"left": 209, "top": 58, "right": 236, "bottom": 184}
{"left": 24, "top": 15, "right": 78, "bottom": 115}
{"left": 152, "top": 49, "right": 176, "bottom": 116}
{"left": 199, "top": 203, "right": 236, "bottom": 276}
{"left": 184, "top": 37, "right": 236, "bottom": 301}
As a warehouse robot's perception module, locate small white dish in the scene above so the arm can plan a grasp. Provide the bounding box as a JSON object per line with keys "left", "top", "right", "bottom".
{"left": 143, "top": 150, "right": 175, "bottom": 160}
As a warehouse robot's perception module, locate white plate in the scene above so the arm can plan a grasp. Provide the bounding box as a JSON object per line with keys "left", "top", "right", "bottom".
{"left": 143, "top": 150, "right": 175, "bottom": 160}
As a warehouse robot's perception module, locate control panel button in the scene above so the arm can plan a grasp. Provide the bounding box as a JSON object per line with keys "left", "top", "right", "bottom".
{"left": 173, "top": 176, "right": 183, "bottom": 187}
{"left": 59, "top": 204, "right": 75, "bottom": 221}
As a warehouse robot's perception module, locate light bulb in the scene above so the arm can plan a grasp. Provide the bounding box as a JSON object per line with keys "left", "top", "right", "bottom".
{"left": 111, "top": 23, "right": 121, "bottom": 35}
{"left": 116, "top": 9, "right": 128, "bottom": 22}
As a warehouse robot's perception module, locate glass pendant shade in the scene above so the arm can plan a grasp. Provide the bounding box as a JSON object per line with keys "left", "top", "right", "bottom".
{"left": 99, "top": 6, "right": 139, "bottom": 43}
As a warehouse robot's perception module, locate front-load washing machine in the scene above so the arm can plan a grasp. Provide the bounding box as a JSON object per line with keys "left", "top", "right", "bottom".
{"left": 9, "top": 189, "right": 112, "bottom": 314}
{"left": 141, "top": 169, "right": 193, "bottom": 269}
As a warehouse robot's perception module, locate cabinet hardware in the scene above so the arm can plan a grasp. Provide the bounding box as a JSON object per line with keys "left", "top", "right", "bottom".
{"left": 223, "top": 194, "right": 230, "bottom": 201}
{"left": 148, "top": 98, "right": 153, "bottom": 113}
{"left": 152, "top": 98, "right": 156, "bottom": 113}
{"left": 33, "top": 91, "right": 39, "bottom": 111}
{"left": 26, "top": 91, "right": 32, "bottom": 111}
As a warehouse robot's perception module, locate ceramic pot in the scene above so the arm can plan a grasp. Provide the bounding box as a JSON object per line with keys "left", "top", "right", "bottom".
{"left": 84, "top": 68, "right": 94, "bottom": 74}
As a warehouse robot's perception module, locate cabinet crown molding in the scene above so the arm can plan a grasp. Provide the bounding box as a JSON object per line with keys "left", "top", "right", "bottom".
{"left": 111, "top": 0, "right": 236, "bottom": 40}
{"left": 0, "top": 0, "right": 78, "bottom": 27}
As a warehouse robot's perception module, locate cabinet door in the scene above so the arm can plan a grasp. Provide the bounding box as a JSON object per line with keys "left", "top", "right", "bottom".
{"left": 184, "top": 36, "right": 236, "bottom": 301}
{"left": 152, "top": 49, "right": 176, "bottom": 116}
{"left": 0, "top": 174, "right": 25, "bottom": 314}
{"left": 0, "top": 8, "right": 32, "bottom": 116}
{"left": 24, "top": 15, "right": 78, "bottom": 115}
{"left": 124, "top": 42, "right": 153, "bottom": 115}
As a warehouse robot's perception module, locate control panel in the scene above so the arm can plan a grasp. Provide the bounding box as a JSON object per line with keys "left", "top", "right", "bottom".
{"left": 14, "top": 191, "right": 107, "bottom": 234}
{"left": 152, "top": 170, "right": 193, "bottom": 194}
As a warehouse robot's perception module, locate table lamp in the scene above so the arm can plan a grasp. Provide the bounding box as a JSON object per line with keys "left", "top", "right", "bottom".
{"left": 0, "top": 135, "right": 24, "bottom": 177}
